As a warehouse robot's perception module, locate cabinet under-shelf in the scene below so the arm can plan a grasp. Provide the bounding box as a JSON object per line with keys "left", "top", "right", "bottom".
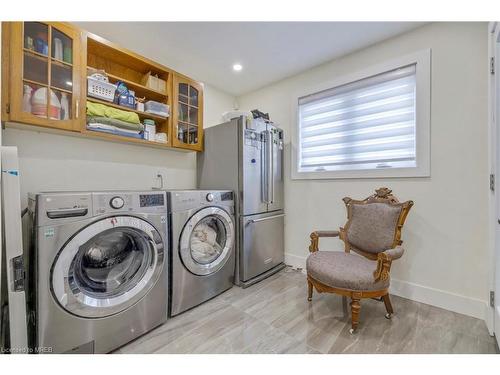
{"left": 82, "top": 128, "right": 171, "bottom": 149}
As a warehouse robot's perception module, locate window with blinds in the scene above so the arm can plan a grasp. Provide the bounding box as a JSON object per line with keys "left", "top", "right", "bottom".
{"left": 298, "top": 64, "right": 417, "bottom": 173}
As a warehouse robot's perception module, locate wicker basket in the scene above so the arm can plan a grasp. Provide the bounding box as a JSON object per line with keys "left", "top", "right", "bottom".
{"left": 141, "top": 71, "right": 166, "bottom": 93}
{"left": 87, "top": 77, "right": 117, "bottom": 102}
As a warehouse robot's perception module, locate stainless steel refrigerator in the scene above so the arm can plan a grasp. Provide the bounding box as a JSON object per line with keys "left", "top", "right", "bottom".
{"left": 197, "top": 115, "right": 285, "bottom": 287}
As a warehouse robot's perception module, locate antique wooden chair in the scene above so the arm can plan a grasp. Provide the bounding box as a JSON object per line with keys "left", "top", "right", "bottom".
{"left": 306, "top": 187, "right": 413, "bottom": 334}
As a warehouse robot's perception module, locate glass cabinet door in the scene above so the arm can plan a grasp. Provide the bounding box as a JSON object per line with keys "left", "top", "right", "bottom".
{"left": 173, "top": 75, "right": 203, "bottom": 150}
{"left": 8, "top": 22, "right": 82, "bottom": 130}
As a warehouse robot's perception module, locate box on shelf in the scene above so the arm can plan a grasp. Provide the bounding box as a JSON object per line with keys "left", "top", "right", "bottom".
{"left": 144, "top": 101, "right": 169, "bottom": 117}
{"left": 141, "top": 71, "right": 166, "bottom": 93}
{"left": 155, "top": 132, "right": 168, "bottom": 143}
{"left": 143, "top": 119, "right": 156, "bottom": 141}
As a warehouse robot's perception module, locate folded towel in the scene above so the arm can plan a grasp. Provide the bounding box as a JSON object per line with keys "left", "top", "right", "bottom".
{"left": 87, "top": 123, "right": 143, "bottom": 139}
{"left": 87, "top": 116, "right": 144, "bottom": 132}
{"left": 86, "top": 102, "right": 140, "bottom": 124}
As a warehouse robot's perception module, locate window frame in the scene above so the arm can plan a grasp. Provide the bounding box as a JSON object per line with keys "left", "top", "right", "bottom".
{"left": 291, "top": 49, "right": 431, "bottom": 180}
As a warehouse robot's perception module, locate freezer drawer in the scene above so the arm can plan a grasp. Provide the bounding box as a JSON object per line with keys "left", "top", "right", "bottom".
{"left": 240, "top": 211, "right": 285, "bottom": 282}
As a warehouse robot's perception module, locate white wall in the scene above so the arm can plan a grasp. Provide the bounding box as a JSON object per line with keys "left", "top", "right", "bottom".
{"left": 1, "top": 22, "right": 235, "bottom": 208}
{"left": 203, "top": 84, "right": 236, "bottom": 128}
{"left": 238, "top": 22, "right": 491, "bottom": 320}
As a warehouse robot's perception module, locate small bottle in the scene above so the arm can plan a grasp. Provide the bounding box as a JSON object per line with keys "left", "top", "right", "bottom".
{"left": 60, "top": 92, "right": 69, "bottom": 120}
{"left": 23, "top": 85, "right": 33, "bottom": 113}
{"left": 178, "top": 127, "right": 184, "bottom": 141}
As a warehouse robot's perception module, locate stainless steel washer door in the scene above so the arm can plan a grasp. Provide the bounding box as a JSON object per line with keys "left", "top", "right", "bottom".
{"left": 179, "top": 207, "right": 234, "bottom": 276}
{"left": 51, "top": 216, "right": 164, "bottom": 318}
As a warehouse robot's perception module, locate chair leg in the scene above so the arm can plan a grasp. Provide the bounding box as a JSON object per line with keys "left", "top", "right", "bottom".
{"left": 349, "top": 298, "right": 361, "bottom": 334}
{"left": 382, "top": 293, "right": 394, "bottom": 319}
{"left": 307, "top": 279, "right": 313, "bottom": 301}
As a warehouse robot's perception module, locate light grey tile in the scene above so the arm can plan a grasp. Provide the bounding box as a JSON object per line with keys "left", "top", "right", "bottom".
{"left": 116, "top": 269, "right": 496, "bottom": 354}
{"left": 240, "top": 325, "right": 305, "bottom": 354}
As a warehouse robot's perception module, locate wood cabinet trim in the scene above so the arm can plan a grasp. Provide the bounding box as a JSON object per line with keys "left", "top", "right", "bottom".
{"left": 1, "top": 22, "right": 11, "bottom": 121}
{"left": 171, "top": 73, "right": 204, "bottom": 151}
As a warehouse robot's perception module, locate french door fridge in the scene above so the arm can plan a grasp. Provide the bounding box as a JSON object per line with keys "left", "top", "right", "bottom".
{"left": 198, "top": 115, "right": 285, "bottom": 287}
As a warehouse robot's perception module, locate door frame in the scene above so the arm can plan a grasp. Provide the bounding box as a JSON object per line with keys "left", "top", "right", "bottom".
{"left": 488, "top": 21, "right": 500, "bottom": 339}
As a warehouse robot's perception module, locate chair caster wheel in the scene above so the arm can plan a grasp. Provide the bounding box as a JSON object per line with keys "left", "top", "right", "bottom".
{"left": 307, "top": 297, "right": 312, "bottom": 302}
{"left": 385, "top": 313, "right": 393, "bottom": 319}
{"left": 349, "top": 328, "right": 356, "bottom": 335}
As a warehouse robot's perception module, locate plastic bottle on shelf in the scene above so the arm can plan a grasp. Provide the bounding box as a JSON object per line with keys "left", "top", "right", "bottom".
{"left": 60, "top": 92, "right": 69, "bottom": 120}
{"left": 23, "top": 84, "right": 33, "bottom": 113}
{"left": 53, "top": 38, "right": 63, "bottom": 60}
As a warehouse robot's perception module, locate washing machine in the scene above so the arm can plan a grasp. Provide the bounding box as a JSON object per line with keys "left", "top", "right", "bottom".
{"left": 168, "top": 190, "right": 235, "bottom": 316}
{"left": 26, "top": 191, "right": 168, "bottom": 353}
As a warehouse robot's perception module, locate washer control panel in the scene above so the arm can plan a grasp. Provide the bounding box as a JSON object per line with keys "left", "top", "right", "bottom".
{"left": 93, "top": 191, "right": 167, "bottom": 215}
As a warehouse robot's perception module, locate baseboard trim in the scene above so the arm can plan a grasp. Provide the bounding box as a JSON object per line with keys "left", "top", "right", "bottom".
{"left": 284, "top": 252, "right": 489, "bottom": 322}
{"left": 389, "top": 278, "right": 488, "bottom": 321}
{"left": 285, "top": 253, "right": 307, "bottom": 270}
{"left": 495, "top": 307, "right": 500, "bottom": 343}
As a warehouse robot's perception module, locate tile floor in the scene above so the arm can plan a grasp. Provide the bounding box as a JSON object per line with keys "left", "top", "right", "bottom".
{"left": 116, "top": 268, "right": 498, "bottom": 354}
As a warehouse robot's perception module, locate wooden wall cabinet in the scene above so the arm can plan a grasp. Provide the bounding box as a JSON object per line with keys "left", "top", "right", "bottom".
{"left": 172, "top": 74, "right": 204, "bottom": 151}
{"left": 2, "top": 22, "right": 85, "bottom": 131}
{"left": 1, "top": 22, "right": 205, "bottom": 152}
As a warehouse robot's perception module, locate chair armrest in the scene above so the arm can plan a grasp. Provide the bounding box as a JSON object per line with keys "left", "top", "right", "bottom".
{"left": 373, "top": 246, "right": 404, "bottom": 281}
{"left": 384, "top": 246, "right": 405, "bottom": 260}
{"left": 309, "top": 230, "right": 340, "bottom": 253}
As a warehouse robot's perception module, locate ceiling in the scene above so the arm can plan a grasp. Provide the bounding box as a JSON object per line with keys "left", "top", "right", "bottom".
{"left": 76, "top": 22, "right": 425, "bottom": 96}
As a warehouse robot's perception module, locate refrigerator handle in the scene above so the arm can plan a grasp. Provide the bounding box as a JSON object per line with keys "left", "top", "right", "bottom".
{"left": 261, "top": 131, "right": 268, "bottom": 204}
{"left": 270, "top": 131, "right": 275, "bottom": 204}
{"left": 246, "top": 213, "right": 285, "bottom": 225}
{"left": 266, "top": 130, "right": 274, "bottom": 204}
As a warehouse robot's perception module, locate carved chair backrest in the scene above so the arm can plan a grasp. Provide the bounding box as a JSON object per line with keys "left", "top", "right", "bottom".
{"left": 339, "top": 188, "right": 413, "bottom": 260}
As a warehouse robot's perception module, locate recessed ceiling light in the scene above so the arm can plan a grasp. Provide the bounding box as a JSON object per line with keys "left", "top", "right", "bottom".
{"left": 232, "top": 63, "right": 243, "bottom": 72}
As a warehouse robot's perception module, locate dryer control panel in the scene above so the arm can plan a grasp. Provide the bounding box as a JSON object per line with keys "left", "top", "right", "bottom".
{"left": 168, "top": 190, "right": 234, "bottom": 213}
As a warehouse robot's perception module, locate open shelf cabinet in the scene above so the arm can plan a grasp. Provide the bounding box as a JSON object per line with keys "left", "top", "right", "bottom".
{"left": 84, "top": 32, "right": 172, "bottom": 147}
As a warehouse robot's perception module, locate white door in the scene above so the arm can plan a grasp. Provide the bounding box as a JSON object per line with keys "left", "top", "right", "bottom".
{"left": 0, "top": 147, "right": 28, "bottom": 352}
{"left": 493, "top": 22, "right": 500, "bottom": 342}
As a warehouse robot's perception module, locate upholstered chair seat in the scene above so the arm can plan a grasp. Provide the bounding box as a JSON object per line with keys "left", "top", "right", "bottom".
{"left": 306, "top": 188, "right": 413, "bottom": 334}
{"left": 306, "top": 251, "right": 390, "bottom": 291}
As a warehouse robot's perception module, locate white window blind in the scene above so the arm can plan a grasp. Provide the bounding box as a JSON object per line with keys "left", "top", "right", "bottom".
{"left": 298, "top": 64, "right": 417, "bottom": 173}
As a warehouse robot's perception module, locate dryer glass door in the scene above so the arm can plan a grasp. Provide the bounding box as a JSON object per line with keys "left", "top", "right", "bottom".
{"left": 51, "top": 216, "right": 164, "bottom": 318}
{"left": 180, "top": 207, "right": 234, "bottom": 276}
